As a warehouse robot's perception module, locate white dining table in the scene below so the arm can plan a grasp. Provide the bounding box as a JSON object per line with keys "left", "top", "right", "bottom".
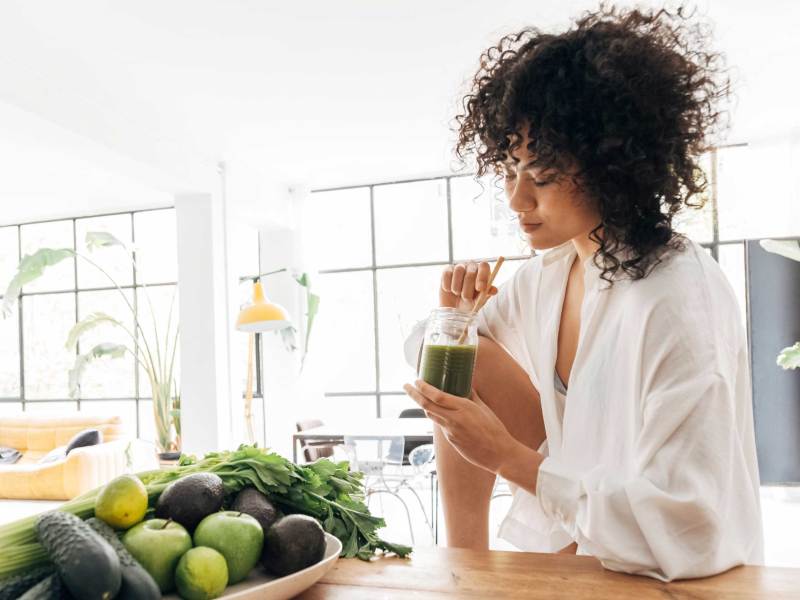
{"left": 292, "top": 418, "right": 434, "bottom": 463}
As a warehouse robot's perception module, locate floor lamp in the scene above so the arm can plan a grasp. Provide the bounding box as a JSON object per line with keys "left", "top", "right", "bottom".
{"left": 236, "top": 279, "right": 290, "bottom": 444}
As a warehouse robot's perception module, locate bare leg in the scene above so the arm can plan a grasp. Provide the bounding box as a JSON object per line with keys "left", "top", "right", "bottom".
{"left": 434, "top": 335, "right": 546, "bottom": 549}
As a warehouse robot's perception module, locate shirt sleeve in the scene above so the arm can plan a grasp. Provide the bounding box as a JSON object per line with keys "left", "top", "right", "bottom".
{"left": 535, "top": 314, "right": 762, "bottom": 581}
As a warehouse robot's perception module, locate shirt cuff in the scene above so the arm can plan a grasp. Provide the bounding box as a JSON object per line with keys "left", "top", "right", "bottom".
{"left": 403, "top": 319, "right": 427, "bottom": 369}
{"left": 536, "top": 456, "right": 583, "bottom": 530}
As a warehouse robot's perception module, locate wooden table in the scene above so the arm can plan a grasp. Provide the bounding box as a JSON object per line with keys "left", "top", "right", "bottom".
{"left": 292, "top": 418, "right": 434, "bottom": 463}
{"left": 297, "top": 547, "right": 800, "bottom": 599}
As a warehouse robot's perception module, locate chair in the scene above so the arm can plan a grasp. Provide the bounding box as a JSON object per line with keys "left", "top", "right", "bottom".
{"left": 394, "top": 408, "right": 427, "bottom": 465}
{"left": 344, "top": 434, "right": 436, "bottom": 545}
{"left": 295, "top": 419, "right": 337, "bottom": 463}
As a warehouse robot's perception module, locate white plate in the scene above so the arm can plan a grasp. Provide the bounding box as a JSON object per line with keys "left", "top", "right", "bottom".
{"left": 166, "top": 533, "right": 342, "bottom": 600}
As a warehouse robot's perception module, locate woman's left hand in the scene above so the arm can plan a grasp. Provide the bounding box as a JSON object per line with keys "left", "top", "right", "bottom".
{"left": 403, "top": 380, "right": 516, "bottom": 473}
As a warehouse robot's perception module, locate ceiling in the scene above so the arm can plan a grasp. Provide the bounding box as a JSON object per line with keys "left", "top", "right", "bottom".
{"left": 0, "top": 0, "right": 797, "bottom": 221}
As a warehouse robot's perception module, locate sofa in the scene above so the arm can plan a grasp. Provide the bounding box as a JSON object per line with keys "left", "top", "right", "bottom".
{"left": 0, "top": 414, "right": 158, "bottom": 500}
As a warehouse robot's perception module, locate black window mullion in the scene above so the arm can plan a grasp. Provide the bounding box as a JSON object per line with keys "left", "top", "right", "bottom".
{"left": 72, "top": 218, "right": 80, "bottom": 411}
{"left": 369, "top": 185, "right": 381, "bottom": 417}
{"left": 446, "top": 176, "right": 454, "bottom": 265}
{"left": 17, "top": 224, "right": 25, "bottom": 410}
{"left": 131, "top": 212, "right": 141, "bottom": 438}
{"left": 710, "top": 147, "right": 720, "bottom": 261}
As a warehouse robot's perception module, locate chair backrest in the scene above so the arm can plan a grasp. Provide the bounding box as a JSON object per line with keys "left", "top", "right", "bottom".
{"left": 398, "top": 408, "right": 425, "bottom": 419}
{"left": 296, "top": 418, "right": 334, "bottom": 462}
{"left": 296, "top": 419, "right": 324, "bottom": 432}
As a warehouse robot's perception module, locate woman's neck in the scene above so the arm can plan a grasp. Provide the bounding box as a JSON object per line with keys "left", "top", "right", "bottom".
{"left": 571, "top": 230, "right": 601, "bottom": 264}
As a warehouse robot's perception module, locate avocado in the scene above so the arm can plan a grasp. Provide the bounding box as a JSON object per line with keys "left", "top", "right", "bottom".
{"left": 262, "top": 514, "right": 326, "bottom": 576}
{"left": 231, "top": 487, "right": 279, "bottom": 533}
{"left": 0, "top": 565, "right": 53, "bottom": 600}
{"left": 155, "top": 472, "right": 225, "bottom": 531}
{"left": 86, "top": 518, "right": 161, "bottom": 600}
{"left": 35, "top": 511, "right": 121, "bottom": 600}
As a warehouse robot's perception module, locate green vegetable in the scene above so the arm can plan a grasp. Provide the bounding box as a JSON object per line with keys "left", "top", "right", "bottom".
{"left": 16, "top": 573, "right": 67, "bottom": 600}
{"left": 0, "top": 445, "right": 411, "bottom": 580}
{"left": 35, "top": 511, "right": 121, "bottom": 600}
{"left": 0, "top": 565, "right": 53, "bottom": 600}
{"left": 86, "top": 518, "right": 160, "bottom": 600}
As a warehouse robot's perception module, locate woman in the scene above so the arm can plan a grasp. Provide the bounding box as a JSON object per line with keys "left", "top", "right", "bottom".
{"left": 403, "top": 6, "right": 763, "bottom": 581}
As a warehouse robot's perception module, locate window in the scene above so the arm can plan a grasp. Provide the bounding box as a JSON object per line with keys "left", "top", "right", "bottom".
{"left": 305, "top": 177, "right": 532, "bottom": 418}
{"left": 305, "top": 144, "right": 799, "bottom": 418}
{"left": 0, "top": 208, "right": 177, "bottom": 440}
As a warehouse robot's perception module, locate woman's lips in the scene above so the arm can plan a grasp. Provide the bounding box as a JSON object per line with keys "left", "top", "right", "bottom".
{"left": 521, "top": 223, "right": 542, "bottom": 233}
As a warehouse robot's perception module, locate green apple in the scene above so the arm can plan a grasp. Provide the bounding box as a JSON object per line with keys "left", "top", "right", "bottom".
{"left": 193, "top": 511, "right": 264, "bottom": 584}
{"left": 122, "top": 518, "right": 192, "bottom": 593}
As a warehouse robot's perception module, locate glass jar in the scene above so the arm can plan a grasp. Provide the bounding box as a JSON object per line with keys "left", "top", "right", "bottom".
{"left": 418, "top": 308, "right": 478, "bottom": 397}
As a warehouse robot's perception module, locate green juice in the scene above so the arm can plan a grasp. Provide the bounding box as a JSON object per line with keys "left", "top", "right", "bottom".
{"left": 419, "top": 344, "right": 477, "bottom": 398}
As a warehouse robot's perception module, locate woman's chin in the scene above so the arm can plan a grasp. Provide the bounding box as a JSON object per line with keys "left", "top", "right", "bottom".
{"left": 525, "top": 232, "right": 564, "bottom": 251}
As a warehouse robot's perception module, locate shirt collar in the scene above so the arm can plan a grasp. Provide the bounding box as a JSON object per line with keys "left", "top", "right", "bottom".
{"left": 540, "top": 242, "right": 612, "bottom": 292}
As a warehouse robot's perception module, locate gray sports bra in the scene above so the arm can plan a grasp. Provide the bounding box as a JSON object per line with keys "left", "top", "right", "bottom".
{"left": 554, "top": 371, "right": 568, "bottom": 395}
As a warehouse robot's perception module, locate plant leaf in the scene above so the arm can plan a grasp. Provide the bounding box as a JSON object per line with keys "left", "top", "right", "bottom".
{"left": 65, "top": 312, "right": 122, "bottom": 350}
{"left": 68, "top": 342, "right": 128, "bottom": 399}
{"left": 1, "top": 248, "right": 74, "bottom": 318}
{"left": 294, "top": 272, "right": 319, "bottom": 370}
{"left": 85, "top": 231, "right": 127, "bottom": 252}
{"left": 279, "top": 326, "right": 298, "bottom": 353}
{"left": 760, "top": 239, "right": 800, "bottom": 262}
{"left": 777, "top": 342, "right": 800, "bottom": 370}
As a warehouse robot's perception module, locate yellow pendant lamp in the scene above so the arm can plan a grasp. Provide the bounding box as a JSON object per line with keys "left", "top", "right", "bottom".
{"left": 236, "top": 280, "right": 290, "bottom": 332}
{"left": 236, "top": 280, "right": 290, "bottom": 444}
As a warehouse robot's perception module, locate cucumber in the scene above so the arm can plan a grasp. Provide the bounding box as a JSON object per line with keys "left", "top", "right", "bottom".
{"left": 15, "top": 573, "right": 70, "bottom": 600}
{"left": 35, "top": 511, "right": 121, "bottom": 600}
{"left": 86, "top": 518, "right": 160, "bottom": 600}
{"left": 0, "top": 565, "right": 53, "bottom": 600}
{"left": 16, "top": 573, "right": 70, "bottom": 600}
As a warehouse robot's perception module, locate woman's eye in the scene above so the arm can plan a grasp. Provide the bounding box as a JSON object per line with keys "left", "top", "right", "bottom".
{"left": 533, "top": 179, "right": 551, "bottom": 187}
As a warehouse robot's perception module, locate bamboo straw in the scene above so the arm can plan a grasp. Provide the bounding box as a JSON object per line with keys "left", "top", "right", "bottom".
{"left": 456, "top": 256, "right": 505, "bottom": 344}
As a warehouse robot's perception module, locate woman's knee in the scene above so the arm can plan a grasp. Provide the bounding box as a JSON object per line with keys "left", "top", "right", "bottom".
{"left": 473, "top": 335, "right": 544, "bottom": 447}
{"left": 473, "top": 336, "right": 539, "bottom": 401}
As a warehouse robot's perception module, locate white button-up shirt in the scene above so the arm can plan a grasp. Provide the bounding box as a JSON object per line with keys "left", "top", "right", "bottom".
{"left": 405, "top": 240, "right": 763, "bottom": 581}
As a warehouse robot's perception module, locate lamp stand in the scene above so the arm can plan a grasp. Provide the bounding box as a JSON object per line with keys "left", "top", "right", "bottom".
{"left": 245, "top": 332, "right": 256, "bottom": 444}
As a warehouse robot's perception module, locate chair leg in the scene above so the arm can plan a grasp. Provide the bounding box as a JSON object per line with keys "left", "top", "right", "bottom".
{"left": 399, "top": 481, "right": 434, "bottom": 541}
{"left": 366, "top": 489, "right": 416, "bottom": 546}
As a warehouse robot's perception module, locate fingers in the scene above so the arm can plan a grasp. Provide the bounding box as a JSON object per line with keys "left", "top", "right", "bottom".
{"left": 461, "top": 262, "right": 478, "bottom": 301}
{"left": 404, "top": 384, "right": 449, "bottom": 418}
{"left": 415, "top": 380, "right": 468, "bottom": 407}
{"left": 441, "top": 265, "right": 453, "bottom": 295}
{"left": 425, "top": 411, "right": 448, "bottom": 427}
{"left": 450, "top": 263, "right": 466, "bottom": 296}
{"left": 476, "top": 261, "right": 491, "bottom": 293}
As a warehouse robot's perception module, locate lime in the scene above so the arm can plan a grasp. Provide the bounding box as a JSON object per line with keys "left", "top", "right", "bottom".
{"left": 95, "top": 474, "right": 148, "bottom": 529}
{"left": 175, "top": 547, "right": 229, "bottom": 600}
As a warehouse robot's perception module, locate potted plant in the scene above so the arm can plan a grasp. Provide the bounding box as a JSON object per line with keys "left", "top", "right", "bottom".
{"left": 2, "top": 231, "right": 181, "bottom": 458}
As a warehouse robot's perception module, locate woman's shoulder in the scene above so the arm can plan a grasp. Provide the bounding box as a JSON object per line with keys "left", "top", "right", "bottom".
{"left": 621, "top": 238, "right": 741, "bottom": 333}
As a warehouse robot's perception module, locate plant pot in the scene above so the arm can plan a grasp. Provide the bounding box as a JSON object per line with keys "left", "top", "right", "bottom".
{"left": 157, "top": 451, "right": 181, "bottom": 461}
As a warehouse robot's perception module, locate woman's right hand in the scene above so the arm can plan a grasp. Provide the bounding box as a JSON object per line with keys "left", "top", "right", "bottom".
{"left": 439, "top": 261, "right": 498, "bottom": 312}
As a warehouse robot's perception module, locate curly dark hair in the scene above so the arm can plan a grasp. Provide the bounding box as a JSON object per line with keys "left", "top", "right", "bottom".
{"left": 455, "top": 4, "right": 730, "bottom": 281}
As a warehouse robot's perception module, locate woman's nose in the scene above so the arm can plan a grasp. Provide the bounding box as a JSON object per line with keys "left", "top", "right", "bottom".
{"left": 507, "top": 180, "right": 535, "bottom": 213}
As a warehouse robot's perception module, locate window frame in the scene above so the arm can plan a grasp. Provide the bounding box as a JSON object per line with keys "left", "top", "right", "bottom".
{"left": 0, "top": 207, "right": 176, "bottom": 437}
{"left": 305, "top": 142, "right": 800, "bottom": 418}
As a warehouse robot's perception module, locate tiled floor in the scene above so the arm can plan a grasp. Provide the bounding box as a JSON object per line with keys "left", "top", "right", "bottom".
{"left": 3, "top": 486, "right": 798, "bottom": 569}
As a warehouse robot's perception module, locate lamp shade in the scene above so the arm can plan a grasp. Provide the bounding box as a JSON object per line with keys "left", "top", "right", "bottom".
{"left": 236, "top": 280, "right": 290, "bottom": 332}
